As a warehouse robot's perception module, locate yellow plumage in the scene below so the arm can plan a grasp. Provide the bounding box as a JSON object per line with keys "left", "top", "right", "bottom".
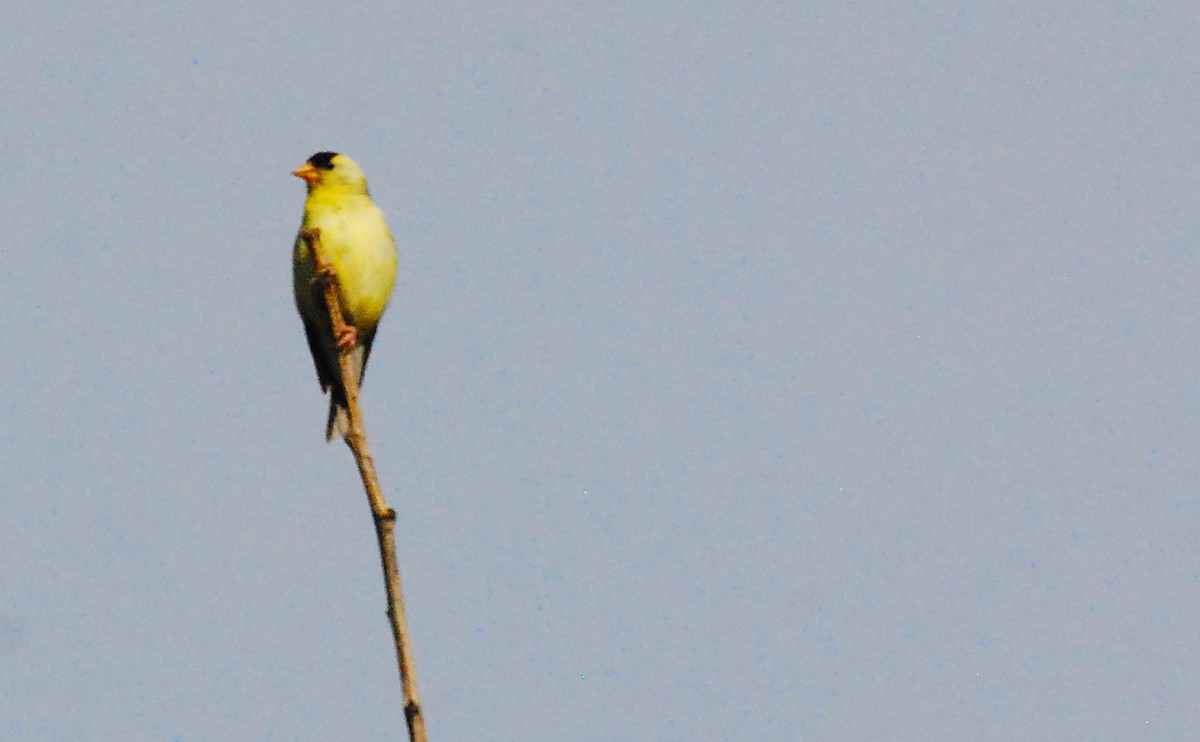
{"left": 292, "top": 152, "right": 398, "bottom": 440}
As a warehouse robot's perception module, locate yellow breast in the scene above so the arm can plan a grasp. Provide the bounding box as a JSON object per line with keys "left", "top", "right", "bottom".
{"left": 296, "top": 192, "right": 398, "bottom": 329}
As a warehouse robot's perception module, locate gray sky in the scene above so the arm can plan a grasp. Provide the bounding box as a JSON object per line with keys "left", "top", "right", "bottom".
{"left": 3, "top": 2, "right": 1198, "bottom": 740}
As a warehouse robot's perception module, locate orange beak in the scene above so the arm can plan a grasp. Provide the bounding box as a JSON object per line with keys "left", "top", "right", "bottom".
{"left": 292, "top": 163, "right": 319, "bottom": 182}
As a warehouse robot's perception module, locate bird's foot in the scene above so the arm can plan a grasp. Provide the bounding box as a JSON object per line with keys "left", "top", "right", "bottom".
{"left": 336, "top": 325, "right": 358, "bottom": 350}
{"left": 315, "top": 261, "right": 338, "bottom": 284}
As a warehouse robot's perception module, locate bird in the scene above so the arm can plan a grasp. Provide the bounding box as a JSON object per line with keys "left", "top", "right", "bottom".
{"left": 292, "top": 152, "right": 399, "bottom": 441}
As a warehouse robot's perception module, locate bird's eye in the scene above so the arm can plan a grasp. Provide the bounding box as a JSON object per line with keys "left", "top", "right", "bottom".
{"left": 309, "top": 151, "right": 339, "bottom": 170}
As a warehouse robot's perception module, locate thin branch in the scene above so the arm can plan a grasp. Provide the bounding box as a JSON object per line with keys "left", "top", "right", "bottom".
{"left": 302, "top": 228, "right": 428, "bottom": 742}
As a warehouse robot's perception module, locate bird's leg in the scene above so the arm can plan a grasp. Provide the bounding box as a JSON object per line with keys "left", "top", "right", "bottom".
{"left": 314, "top": 265, "right": 357, "bottom": 349}
{"left": 302, "top": 230, "right": 357, "bottom": 350}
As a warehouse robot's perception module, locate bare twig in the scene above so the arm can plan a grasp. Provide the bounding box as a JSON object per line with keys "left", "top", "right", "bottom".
{"left": 302, "top": 229, "right": 427, "bottom": 742}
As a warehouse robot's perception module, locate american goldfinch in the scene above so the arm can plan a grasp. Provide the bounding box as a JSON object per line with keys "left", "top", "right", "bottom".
{"left": 292, "top": 152, "right": 399, "bottom": 440}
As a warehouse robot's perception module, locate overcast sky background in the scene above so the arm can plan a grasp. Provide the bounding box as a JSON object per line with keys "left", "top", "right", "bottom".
{"left": 2, "top": 3, "right": 1198, "bottom": 740}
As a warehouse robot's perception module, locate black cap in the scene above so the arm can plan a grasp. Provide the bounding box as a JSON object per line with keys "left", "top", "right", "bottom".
{"left": 308, "top": 152, "right": 339, "bottom": 170}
